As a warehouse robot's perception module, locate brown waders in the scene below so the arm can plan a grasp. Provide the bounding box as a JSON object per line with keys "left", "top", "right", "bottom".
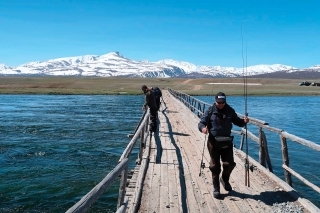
{"left": 207, "top": 137, "right": 236, "bottom": 198}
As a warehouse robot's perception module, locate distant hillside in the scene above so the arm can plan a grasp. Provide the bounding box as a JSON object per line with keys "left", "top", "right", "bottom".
{"left": 249, "top": 70, "right": 320, "bottom": 79}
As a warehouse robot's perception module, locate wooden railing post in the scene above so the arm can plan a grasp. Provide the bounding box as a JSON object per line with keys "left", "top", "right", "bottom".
{"left": 260, "top": 130, "right": 273, "bottom": 172}
{"left": 280, "top": 134, "right": 292, "bottom": 186}
{"left": 137, "top": 127, "right": 145, "bottom": 165}
{"left": 117, "top": 164, "right": 128, "bottom": 208}
{"left": 259, "top": 127, "right": 266, "bottom": 167}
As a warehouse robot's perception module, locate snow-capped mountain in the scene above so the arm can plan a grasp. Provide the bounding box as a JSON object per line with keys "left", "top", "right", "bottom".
{"left": 0, "top": 64, "right": 10, "bottom": 69}
{"left": 306, "top": 65, "right": 320, "bottom": 70}
{"left": 154, "top": 59, "right": 298, "bottom": 77}
{"left": 0, "top": 52, "right": 185, "bottom": 77}
{"left": 0, "top": 52, "right": 318, "bottom": 78}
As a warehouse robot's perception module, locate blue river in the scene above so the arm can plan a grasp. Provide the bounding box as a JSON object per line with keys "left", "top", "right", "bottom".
{"left": 0, "top": 94, "right": 319, "bottom": 212}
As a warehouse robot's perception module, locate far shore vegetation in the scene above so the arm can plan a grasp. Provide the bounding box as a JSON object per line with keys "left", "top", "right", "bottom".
{"left": 0, "top": 76, "right": 320, "bottom": 96}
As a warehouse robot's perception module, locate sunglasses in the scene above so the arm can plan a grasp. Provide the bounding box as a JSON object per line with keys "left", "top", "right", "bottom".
{"left": 216, "top": 101, "right": 225, "bottom": 104}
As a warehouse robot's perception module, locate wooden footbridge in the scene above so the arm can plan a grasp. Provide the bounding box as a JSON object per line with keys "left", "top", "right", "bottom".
{"left": 66, "top": 89, "right": 320, "bottom": 213}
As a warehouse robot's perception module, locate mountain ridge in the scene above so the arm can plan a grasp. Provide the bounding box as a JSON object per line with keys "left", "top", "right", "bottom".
{"left": 1, "top": 51, "right": 319, "bottom": 78}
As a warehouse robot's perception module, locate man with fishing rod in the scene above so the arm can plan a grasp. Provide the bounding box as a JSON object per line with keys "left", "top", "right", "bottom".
{"left": 198, "top": 92, "right": 249, "bottom": 198}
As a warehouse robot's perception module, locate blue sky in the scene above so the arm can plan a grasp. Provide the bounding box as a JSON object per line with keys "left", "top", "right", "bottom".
{"left": 1, "top": 0, "right": 319, "bottom": 68}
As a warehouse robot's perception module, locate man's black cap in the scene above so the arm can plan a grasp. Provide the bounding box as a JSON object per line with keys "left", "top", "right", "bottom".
{"left": 141, "top": 85, "right": 147, "bottom": 90}
{"left": 215, "top": 92, "right": 226, "bottom": 102}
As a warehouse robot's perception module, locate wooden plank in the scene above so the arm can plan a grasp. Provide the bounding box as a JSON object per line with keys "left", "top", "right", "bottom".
{"left": 160, "top": 108, "right": 182, "bottom": 212}
{"left": 138, "top": 132, "right": 157, "bottom": 212}
{"left": 168, "top": 102, "right": 218, "bottom": 213}
{"left": 148, "top": 135, "right": 160, "bottom": 212}
{"left": 148, "top": 163, "right": 161, "bottom": 212}
{"left": 159, "top": 133, "right": 170, "bottom": 212}
{"left": 167, "top": 162, "right": 180, "bottom": 212}
{"left": 170, "top": 125, "right": 201, "bottom": 212}
{"left": 165, "top": 135, "right": 181, "bottom": 213}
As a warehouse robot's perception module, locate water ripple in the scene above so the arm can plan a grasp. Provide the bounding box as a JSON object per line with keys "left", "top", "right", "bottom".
{"left": 0, "top": 95, "right": 143, "bottom": 212}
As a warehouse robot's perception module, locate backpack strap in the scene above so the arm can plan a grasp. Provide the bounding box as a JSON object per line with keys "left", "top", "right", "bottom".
{"left": 206, "top": 105, "right": 214, "bottom": 127}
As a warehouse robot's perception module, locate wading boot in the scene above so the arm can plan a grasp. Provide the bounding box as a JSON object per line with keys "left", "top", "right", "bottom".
{"left": 213, "top": 177, "right": 220, "bottom": 198}
{"left": 220, "top": 175, "right": 232, "bottom": 191}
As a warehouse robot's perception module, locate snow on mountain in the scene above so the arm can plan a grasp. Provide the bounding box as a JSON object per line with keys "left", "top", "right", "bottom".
{"left": 0, "top": 52, "right": 185, "bottom": 77}
{"left": 158, "top": 60, "right": 296, "bottom": 77}
{"left": 0, "top": 64, "right": 10, "bottom": 69}
{"left": 157, "top": 59, "right": 199, "bottom": 73}
{"left": 307, "top": 65, "right": 320, "bottom": 69}
{"left": 238, "top": 64, "right": 297, "bottom": 75}
{"left": 0, "top": 52, "right": 317, "bottom": 78}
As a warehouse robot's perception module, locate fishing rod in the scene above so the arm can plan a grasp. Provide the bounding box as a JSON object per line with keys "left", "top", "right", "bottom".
{"left": 199, "top": 82, "right": 214, "bottom": 176}
{"left": 241, "top": 23, "right": 251, "bottom": 187}
{"left": 199, "top": 134, "right": 207, "bottom": 176}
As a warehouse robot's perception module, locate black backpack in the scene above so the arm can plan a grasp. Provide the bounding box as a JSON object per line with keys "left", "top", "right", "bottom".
{"left": 152, "top": 87, "right": 162, "bottom": 98}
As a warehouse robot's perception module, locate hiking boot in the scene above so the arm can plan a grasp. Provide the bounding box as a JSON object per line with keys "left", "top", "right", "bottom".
{"left": 213, "top": 180, "right": 220, "bottom": 198}
{"left": 220, "top": 176, "right": 232, "bottom": 191}
{"left": 213, "top": 187, "right": 220, "bottom": 198}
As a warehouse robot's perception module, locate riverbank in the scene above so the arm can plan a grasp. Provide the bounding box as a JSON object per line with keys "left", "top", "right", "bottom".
{"left": 1, "top": 76, "right": 320, "bottom": 95}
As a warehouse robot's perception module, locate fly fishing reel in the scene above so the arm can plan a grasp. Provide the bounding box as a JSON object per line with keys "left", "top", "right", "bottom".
{"left": 201, "top": 162, "right": 205, "bottom": 169}
{"left": 198, "top": 161, "right": 206, "bottom": 176}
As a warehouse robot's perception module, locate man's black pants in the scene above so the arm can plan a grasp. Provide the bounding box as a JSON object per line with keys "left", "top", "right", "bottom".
{"left": 150, "top": 108, "right": 157, "bottom": 132}
{"left": 207, "top": 137, "right": 236, "bottom": 182}
{"left": 155, "top": 97, "right": 161, "bottom": 111}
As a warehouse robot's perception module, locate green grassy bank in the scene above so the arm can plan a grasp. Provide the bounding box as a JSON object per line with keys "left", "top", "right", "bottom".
{"left": 0, "top": 76, "right": 320, "bottom": 96}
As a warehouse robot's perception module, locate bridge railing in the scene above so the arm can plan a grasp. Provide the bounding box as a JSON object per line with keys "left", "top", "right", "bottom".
{"left": 66, "top": 109, "right": 152, "bottom": 213}
{"left": 168, "top": 88, "right": 320, "bottom": 195}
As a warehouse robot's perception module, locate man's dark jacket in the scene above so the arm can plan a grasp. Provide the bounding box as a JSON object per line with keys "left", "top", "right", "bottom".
{"left": 198, "top": 103, "right": 246, "bottom": 138}
{"left": 143, "top": 90, "right": 157, "bottom": 109}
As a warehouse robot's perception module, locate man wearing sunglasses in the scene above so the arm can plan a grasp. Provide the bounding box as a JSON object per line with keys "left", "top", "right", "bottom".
{"left": 198, "top": 92, "right": 249, "bottom": 198}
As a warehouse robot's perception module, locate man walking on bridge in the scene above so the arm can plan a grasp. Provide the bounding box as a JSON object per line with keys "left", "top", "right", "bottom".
{"left": 141, "top": 85, "right": 157, "bottom": 132}
{"left": 198, "top": 92, "right": 249, "bottom": 198}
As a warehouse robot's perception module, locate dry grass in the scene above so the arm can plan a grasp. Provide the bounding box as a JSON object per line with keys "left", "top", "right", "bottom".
{"left": 0, "top": 76, "right": 320, "bottom": 95}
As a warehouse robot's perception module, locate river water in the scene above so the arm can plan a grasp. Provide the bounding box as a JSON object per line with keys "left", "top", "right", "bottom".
{"left": 0, "top": 95, "right": 319, "bottom": 212}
